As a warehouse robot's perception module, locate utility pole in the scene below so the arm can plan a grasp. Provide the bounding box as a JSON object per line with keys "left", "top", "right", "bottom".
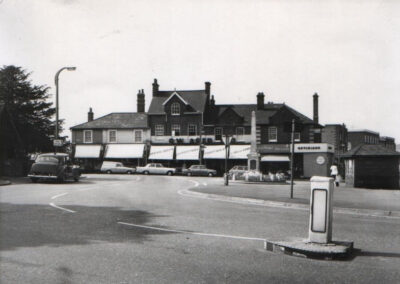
{"left": 224, "top": 134, "right": 231, "bottom": 186}
{"left": 290, "top": 119, "right": 295, "bottom": 198}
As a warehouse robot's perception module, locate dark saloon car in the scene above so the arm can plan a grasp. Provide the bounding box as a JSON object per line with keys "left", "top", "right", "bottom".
{"left": 28, "top": 153, "right": 81, "bottom": 182}
{"left": 182, "top": 165, "right": 217, "bottom": 177}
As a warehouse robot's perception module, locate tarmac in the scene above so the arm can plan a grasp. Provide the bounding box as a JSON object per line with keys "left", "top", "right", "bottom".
{"left": 187, "top": 180, "right": 400, "bottom": 219}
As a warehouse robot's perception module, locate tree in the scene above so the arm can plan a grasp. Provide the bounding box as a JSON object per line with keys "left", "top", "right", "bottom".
{"left": 0, "top": 65, "right": 60, "bottom": 152}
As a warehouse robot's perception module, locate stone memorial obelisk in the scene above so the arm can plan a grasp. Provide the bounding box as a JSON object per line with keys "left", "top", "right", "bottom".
{"left": 247, "top": 111, "right": 260, "bottom": 172}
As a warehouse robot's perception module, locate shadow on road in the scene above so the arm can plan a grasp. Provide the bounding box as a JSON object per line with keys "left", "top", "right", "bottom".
{"left": 0, "top": 202, "right": 174, "bottom": 251}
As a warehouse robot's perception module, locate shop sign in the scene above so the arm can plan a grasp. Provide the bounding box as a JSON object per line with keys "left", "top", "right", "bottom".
{"left": 295, "top": 143, "right": 334, "bottom": 153}
{"left": 258, "top": 144, "right": 290, "bottom": 153}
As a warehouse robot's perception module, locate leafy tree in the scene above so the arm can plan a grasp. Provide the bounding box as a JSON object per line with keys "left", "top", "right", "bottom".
{"left": 0, "top": 65, "right": 61, "bottom": 152}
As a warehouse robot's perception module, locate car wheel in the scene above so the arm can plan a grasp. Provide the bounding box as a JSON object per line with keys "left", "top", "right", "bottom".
{"left": 106, "top": 170, "right": 112, "bottom": 174}
{"left": 167, "top": 171, "right": 173, "bottom": 176}
{"left": 31, "top": 178, "right": 38, "bottom": 183}
{"left": 208, "top": 172, "right": 214, "bottom": 177}
{"left": 127, "top": 171, "right": 132, "bottom": 174}
{"left": 144, "top": 171, "right": 149, "bottom": 175}
{"left": 187, "top": 172, "right": 192, "bottom": 176}
{"left": 74, "top": 176, "right": 79, "bottom": 182}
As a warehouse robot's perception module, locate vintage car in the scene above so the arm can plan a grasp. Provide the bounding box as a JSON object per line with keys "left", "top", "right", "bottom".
{"left": 135, "top": 163, "right": 176, "bottom": 175}
{"left": 229, "top": 165, "right": 248, "bottom": 176}
{"left": 100, "top": 161, "right": 135, "bottom": 174}
{"left": 28, "top": 153, "right": 81, "bottom": 182}
{"left": 182, "top": 165, "right": 217, "bottom": 177}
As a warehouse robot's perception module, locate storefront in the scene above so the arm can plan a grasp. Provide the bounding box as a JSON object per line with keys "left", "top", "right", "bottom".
{"left": 103, "top": 143, "right": 146, "bottom": 167}
{"left": 73, "top": 144, "right": 103, "bottom": 172}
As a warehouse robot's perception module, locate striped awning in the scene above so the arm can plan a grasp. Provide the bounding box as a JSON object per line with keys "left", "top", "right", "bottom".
{"left": 229, "top": 145, "right": 251, "bottom": 159}
{"left": 203, "top": 145, "right": 226, "bottom": 159}
{"left": 261, "top": 155, "right": 290, "bottom": 162}
{"left": 74, "top": 145, "right": 102, "bottom": 158}
{"left": 176, "top": 146, "right": 200, "bottom": 160}
{"left": 104, "top": 144, "right": 145, "bottom": 159}
{"left": 148, "top": 146, "right": 175, "bottom": 160}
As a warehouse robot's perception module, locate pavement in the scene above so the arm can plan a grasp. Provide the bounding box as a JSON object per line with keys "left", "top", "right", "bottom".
{"left": 188, "top": 180, "right": 400, "bottom": 218}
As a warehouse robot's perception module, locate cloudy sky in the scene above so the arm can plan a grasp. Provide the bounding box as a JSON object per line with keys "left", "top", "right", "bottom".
{"left": 1, "top": 0, "right": 399, "bottom": 141}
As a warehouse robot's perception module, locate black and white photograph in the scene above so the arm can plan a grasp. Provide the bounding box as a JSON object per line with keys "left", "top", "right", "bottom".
{"left": 1, "top": 0, "right": 400, "bottom": 283}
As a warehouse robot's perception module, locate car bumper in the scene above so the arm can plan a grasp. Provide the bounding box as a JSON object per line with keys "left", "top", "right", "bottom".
{"left": 28, "top": 174, "right": 58, "bottom": 179}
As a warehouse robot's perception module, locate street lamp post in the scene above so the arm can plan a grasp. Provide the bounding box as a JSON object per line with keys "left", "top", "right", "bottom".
{"left": 54, "top": 66, "right": 76, "bottom": 150}
{"left": 223, "top": 134, "right": 231, "bottom": 186}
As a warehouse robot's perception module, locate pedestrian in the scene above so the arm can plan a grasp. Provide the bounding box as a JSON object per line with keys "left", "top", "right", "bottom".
{"left": 330, "top": 163, "right": 339, "bottom": 186}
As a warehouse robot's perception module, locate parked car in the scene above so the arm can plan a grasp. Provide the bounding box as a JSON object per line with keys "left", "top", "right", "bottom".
{"left": 28, "top": 153, "right": 81, "bottom": 182}
{"left": 136, "top": 163, "right": 176, "bottom": 175}
{"left": 100, "top": 161, "right": 135, "bottom": 174}
{"left": 182, "top": 165, "right": 217, "bottom": 177}
{"left": 229, "top": 165, "right": 248, "bottom": 176}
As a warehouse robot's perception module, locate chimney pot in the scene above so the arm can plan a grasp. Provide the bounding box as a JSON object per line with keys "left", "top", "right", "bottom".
{"left": 88, "top": 107, "right": 94, "bottom": 122}
{"left": 313, "top": 92, "right": 319, "bottom": 124}
{"left": 137, "top": 89, "right": 145, "bottom": 113}
{"left": 257, "top": 92, "right": 265, "bottom": 110}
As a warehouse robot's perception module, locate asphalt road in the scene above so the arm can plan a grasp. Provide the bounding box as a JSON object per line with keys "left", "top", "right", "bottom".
{"left": 0, "top": 174, "right": 399, "bottom": 283}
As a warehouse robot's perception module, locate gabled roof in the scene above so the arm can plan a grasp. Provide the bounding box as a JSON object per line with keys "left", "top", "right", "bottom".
{"left": 210, "top": 104, "right": 284, "bottom": 125}
{"left": 148, "top": 90, "right": 208, "bottom": 114}
{"left": 70, "top": 113, "right": 148, "bottom": 129}
{"left": 162, "top": 92, "right": 189, "bottom": 106}
{"left": 341, "top": 144, "right": 400, "bottom": 158}
{"left": 283, "top": 105, "right": 316, "bottom": 125}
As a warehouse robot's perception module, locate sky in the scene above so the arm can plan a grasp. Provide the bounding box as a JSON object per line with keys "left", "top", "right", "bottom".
{"left": 1, "top": 0, "right": 399, "bottom": 142}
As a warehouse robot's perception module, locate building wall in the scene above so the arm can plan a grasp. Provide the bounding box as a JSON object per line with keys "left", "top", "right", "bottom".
{"left": 302, "top": 152, "right": 333, "bottom": 178}
{"left": 72, "top": 129, "right": 150, "bottom": 144}
{"left": 322, "top": 125, "right": 348, "bottom": 155}
{"left": 348, "top": 131, "right": 379, "bottom": 149}
{"left": 353, "top": 156, "right": 399, "bottom": 189}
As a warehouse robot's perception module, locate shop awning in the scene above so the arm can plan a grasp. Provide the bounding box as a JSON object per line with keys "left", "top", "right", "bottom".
{"left": 176, "top": 146, "right": 200, "bottom": 160}
{"left": 229, "top": 145, "right": 251, "bottom": 159}
{"left": 261, "top": 155, "right": 290, "bottom": 162}
{"left": 203, "top": 145, "right": 226, "bottom": 159}
{"left": 148, "top": 145, "right": 175, "bottom": 160}
{"left": 74, "top": 145, "right": 102, "bottom": 158}
{"left": 104, "top": 144, "right": 145, "bottom": 159}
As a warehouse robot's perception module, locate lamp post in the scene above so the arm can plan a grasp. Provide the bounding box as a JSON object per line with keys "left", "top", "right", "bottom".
{"left": 54, "top": 66, "right": 76, "bottom": 143}
{"left": 223, "top": 134, "right": 231, "bottom": 186}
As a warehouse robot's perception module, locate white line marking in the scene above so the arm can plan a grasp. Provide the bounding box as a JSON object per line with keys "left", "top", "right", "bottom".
{"left": 49, "top": 203, "right": 76, "bottom": 213}
{"left": 51, "top": 192, "right": 68, "bottom": 200}
{"left": 203, "top": 182, "right": 207, "bottom": 186}
{"left": 118, "top": 222, "right": 266, "bottom": 241}
{"left": 189, "top": 180, "right": 199, "bottom": 187}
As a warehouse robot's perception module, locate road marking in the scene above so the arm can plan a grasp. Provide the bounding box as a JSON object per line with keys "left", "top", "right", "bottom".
{"left": 189, "top": 180, "right": 199, "bottom": 187}
{"left": 203, "top": 182, "right": 207, "bottom": 186}
{"left": 49, "top": 203, "right": 76, "bottom": 213}
{"left": 51, "top": 192, "right": 68, "bottom": 200}
{"left": 118, "top": 222, "right": 266, "bottom": 242}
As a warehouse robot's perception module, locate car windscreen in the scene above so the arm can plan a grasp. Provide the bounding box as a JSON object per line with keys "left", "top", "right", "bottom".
{"left": 35, "top": 156, "right": 60, "bottom": 163}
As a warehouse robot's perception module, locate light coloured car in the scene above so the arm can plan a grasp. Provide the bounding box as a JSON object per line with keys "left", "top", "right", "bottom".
{"left": 100, "top": 161, "right": 135, "bottom": 174}
{"left": 136, "top": 163, "right": 176, "bottom": 175}
{"left": 229, "top": 165, "right": 248, "bottom": 176}
{"left": 182, "top": 165, "right": 217, "bottom": 177}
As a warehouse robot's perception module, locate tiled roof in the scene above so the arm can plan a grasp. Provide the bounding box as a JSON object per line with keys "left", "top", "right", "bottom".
{"left": 215, "top": 104, "right": 282, "bottom": 125}
{"left": 148, "top": 90, "right": 208, "bottom": 114}
{"left": 341, "top": 144, "right": 400, "bottom": 157}
{"left": 70, "top": 113, "right": 148, "bottom": 129}
{"left": 283, "top": 105, "right": 316, "bottom": 125}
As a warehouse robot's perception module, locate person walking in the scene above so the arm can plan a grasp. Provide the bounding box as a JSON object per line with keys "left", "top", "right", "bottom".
{"left": 330, "top": 163, "right": 339, "bottom": 186}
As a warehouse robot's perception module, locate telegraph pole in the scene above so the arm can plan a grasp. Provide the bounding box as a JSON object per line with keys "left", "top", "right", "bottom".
{"left": 290, "top": 119, "right": 295, "bottom": 198}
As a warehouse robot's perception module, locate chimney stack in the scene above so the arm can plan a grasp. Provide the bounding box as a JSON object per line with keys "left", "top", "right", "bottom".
{"left": 88, "top": 107, "right": 94, "bottom": 122}
{"left": 210, "top": 95, "right": 215, "bottom": 106}
{"left": 137, "top": 89, "right": 145, "bottom": 113}
{"left": 313, "top": 92, "right": 319, "bottom": 124}
{"left": 205, "top": 81, "right": 211, "bottom": 96}
{"left": 257, "top": 92, "right": 265, "bottom": 110}
{"left": 152, "top": 79, "right": 159, "bottom": 97}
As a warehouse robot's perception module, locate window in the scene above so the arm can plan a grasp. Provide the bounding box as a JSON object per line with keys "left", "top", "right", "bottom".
{"left": 171, "top": 103, "right": 180, "bottom": 115}
{"left": 268, "top": 127, "right": 277, "bottom": 142}
{"left": 155, "top": 125, "right": 164, "bottom": 136}
{"left": 84, "top": 130, "right": 93, "bottom": 143}
{"left": 108, "top": 130, "right": 117, "bottom": 143}
{"left": 236, "top": 127, "right": 244, "bottom": 141}
{"left": 134, "top": 130, "right": 142, "bottom": 143}
{"left": 294, "top": 132, "right": 300, "bottom": 142}
{"left": 215, "top": 127, "right": 223, "bottom": 141}
{"left": 171, "top": 124, "right": 180, "bottom": 136}
{"left": 188, "top": 124, "right": 197, "bottom": 136}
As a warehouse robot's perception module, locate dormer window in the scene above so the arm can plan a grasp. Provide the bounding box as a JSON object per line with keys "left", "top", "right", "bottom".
{"left": 171, "top": 103, "right": 180, "bottom": 115}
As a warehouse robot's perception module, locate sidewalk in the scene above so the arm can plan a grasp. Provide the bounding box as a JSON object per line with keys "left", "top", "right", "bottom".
{"left": 190, "top": 180, "right": 400, "bottom": 214}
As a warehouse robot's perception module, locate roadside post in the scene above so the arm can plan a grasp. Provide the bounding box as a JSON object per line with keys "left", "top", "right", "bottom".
{"left": 309, "top": 176, "right": 334, "bottom": 243}
{"left": 222, "top": 134, "right": 231, "bottom": 186}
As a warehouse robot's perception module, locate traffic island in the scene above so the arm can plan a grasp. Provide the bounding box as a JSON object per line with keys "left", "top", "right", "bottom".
{"left": 265, "top": 238, "right": 354, "bottom": 260}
